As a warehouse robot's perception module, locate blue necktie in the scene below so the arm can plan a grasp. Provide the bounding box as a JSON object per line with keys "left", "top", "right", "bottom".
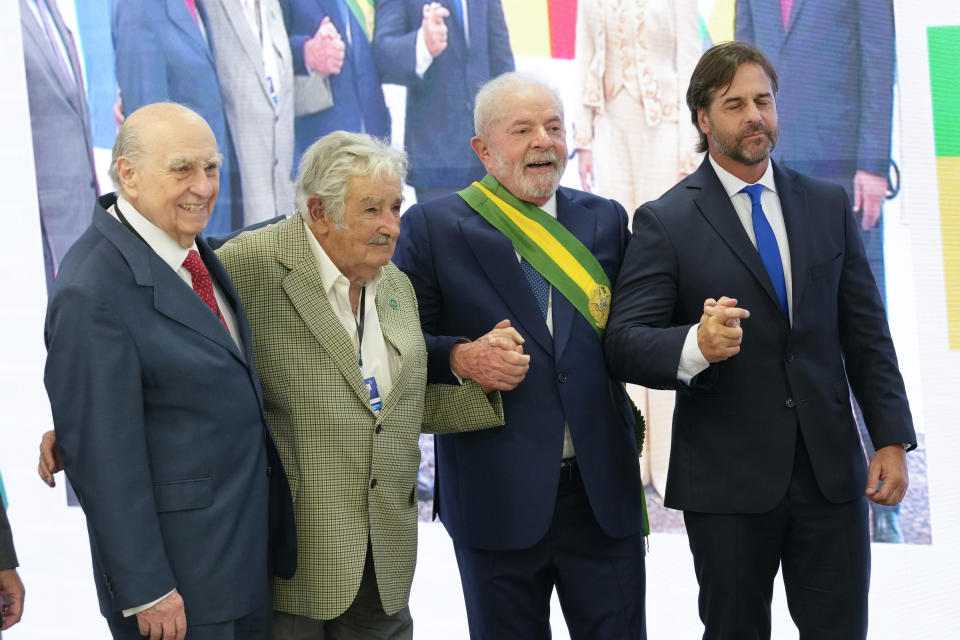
{"left": 520, "top": 257, "right": 550, "bottom": 319}
{"left": 740, "top": 184, "right": 789, "bottom": 322}
{"left": 449, "top": 0, "right": 465, "bottom": 32}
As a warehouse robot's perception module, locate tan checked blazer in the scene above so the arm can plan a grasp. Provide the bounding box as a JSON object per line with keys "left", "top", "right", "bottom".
{"left": 216, "top": 216, "right": 503, "bottom": 619}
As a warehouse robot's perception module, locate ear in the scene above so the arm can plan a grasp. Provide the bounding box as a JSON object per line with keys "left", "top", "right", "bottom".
{"left": 696, "top": 108, "right": 711, "bottom": 137}
{"left": 471, "top": 136, "right": 494, "bottom": 172}
{"left": 307, "top": 195, "right": 330, "bottom": 230}
{"left": 116, "top": 156, "right": 139, "bottom": 199}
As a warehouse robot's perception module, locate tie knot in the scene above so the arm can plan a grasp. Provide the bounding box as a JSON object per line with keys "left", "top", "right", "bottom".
{"left": 740, "top": 184, "right": 764, "bottom": 206}
{"left": 182, "top": 249, "right": 207, "bottom": 280}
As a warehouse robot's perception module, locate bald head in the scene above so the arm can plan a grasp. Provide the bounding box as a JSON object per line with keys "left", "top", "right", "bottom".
{"left": 110, "top": 103, "right": 223, "bottom": 247}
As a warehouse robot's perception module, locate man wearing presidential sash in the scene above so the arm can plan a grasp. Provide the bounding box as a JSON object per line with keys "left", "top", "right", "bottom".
{"left": 393, "top": 73, "right": 647, "bottom": 639}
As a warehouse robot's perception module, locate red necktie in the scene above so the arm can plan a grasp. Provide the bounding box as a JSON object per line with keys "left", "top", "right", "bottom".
{"left": 780, "top": 0, "right": 794, "bottom": 29}
{"left": 182, "top": 249, "right": 228, "bottom": 329}
{"left": 184, "top": 0, "right": 199, "bottom": 21}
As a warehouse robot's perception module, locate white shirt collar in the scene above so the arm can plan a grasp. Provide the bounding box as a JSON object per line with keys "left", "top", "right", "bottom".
{"left": 708, "top": 154, "right": 778, "bottom": 199}
{"left": 115, "top": 194, "right": 197, "bottom": 272}
{"left": 538, "top": 192, "right": 558, "bottom": 218}
{"left": 302, "top": 218, "right": 382, "bottom": 299}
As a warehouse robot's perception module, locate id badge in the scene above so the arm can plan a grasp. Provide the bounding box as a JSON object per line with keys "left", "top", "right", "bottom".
{"left": 364, "top": 373, "right": 383, "bottom": 412}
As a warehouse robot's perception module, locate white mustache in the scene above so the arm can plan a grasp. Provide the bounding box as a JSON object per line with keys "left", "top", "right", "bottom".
{"left": 368, "top": 235, "right": 393, "bottom": 246}
{"left": 525, "top": 150, "right": 559, "bottom": 165}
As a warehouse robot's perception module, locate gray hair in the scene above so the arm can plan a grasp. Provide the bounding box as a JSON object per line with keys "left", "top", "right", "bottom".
{"left": 473, "top": 72, "right": 564, "bottom": 139}
{"left": 295, "top": 131, "right": 408, "bottom": 224}
{"left": 108, "top": 121, "right": 143, "bottom": 190}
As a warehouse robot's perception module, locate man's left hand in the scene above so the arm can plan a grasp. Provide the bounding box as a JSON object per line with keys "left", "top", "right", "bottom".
{"left": 865, "top": 444, "right": 909, "bottom": 506}
{"left": 38, "top": 429, "right": 63, "bottom": 487}
{"left": 853, "top": 170, "right": 888, "bottom": 230}
{"left": 0, "top": 567, "right": 25, "bottom": 630}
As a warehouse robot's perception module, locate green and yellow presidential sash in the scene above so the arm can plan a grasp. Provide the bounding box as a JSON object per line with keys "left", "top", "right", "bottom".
{"left": 344, "top": 0, "right": 375, "bottom": 41}
{"left": 458, "top": 174, "right": 613, "bottom": 339}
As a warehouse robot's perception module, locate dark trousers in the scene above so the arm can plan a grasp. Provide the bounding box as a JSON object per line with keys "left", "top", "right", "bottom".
{"left": 107, "top": 601, "right": 271, "bottom": 640}
{"left": 684, "top": 434, "right": 870, "bottom": 640}
{"left": 271, "top": 543, "right": 412, "bottom": 640}
{"left": 453, "top": 460, "right": 647, "bottom": 640}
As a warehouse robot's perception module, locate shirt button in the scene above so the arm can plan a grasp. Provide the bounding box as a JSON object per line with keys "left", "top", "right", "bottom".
{"left": 375, "top": 425, "right": 382, "bottom": 434}
{"left": 370, "top": 478, "right": 378, "bottom": 489}
{"left": 785, "top": 397, "right": 795, "bottom": 408}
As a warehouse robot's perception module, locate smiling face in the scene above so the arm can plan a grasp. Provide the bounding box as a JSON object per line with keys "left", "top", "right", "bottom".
{"left": 698, "top": 62, "right": 779, "bottom": 182}
{"left": 471, "top": 84, "right": 568, "bottom": 206}
{"left": 309, "top": 171, "right": 403, "bottom": 285}
{"left": 117, "top": 108, "right": 221, "bottom": 248}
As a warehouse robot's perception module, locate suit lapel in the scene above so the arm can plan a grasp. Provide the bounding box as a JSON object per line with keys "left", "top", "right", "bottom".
{"left": 215, "top": 0, "right": 273, "bottom": 100}
{"left": 691, "top": 160, "right": 786, "bottom": 322}
{"left": 277, "top": 218, "right": 370, "bottom": 406}
{"left": 93, "top": 198, "right": 246, "bottom": 363}
{"left": 167, "top": 0, "right": 213, "bottom": 64}
{"left": 375, "top": 274, "right": 414, "bottom": 417}
{"left": 774, "top": 163, "right": 809, "bottom": 315}
{"left": 459, "top": 213, "right": 554, "bottom": 355}
{"left": 21, "top": 0, "right": 82, "bottom": 117}
{"left": 553, "top": 189, "right": 596, "bottom": 359}
{"left": 782, "top": 0, "right": 806, "bottom": 43}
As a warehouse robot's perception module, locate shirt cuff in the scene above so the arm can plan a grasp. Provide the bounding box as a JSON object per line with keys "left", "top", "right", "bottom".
{"left": 415, "top": 27, "right": 434, "bottom": 77}
{"left": 677, "top": 323, "right": 710, "bottom": 385}
{"left": 122, "top": 590, "right": 175, "bottom": 618}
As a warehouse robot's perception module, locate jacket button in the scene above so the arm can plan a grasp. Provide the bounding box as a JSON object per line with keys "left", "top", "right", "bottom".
{"left": 785, "top": 397, "right": 795, "bottom": 408}
{"left": 375, "top": 425, "right": 382, "bottom": 434}
{"left": 370, "top": 478, "right": 378, "bottom": 489}
{"left": 557, "top": 372, "right": 567, "bottom": 384}
{"left": 785, "top": 352, "right": 795, "bottom": 362}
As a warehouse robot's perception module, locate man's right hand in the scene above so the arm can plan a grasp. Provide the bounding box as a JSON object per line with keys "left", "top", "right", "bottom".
{"left": 137, "top": 589, "right": 187, "bottom": 640}
{"left": 450, "top": 319, "right": 530, "bottom": 393}
{"left": 697, "top": 296, "right": 750, "bottom": 363}
{"left": 421, "top": 2, "right": 450, "bottom": 57}
{"left": 304, "top": 17, "right": 345, "bottom": 76}
{"left": 0, "top": 567, "right": 24, "bottom": 630}
{"left": 38, "top": 430, "right": 62, "bottom": 487}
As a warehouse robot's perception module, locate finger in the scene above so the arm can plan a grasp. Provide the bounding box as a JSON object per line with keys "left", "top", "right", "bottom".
{"left": 864, "top": 459, "right": 881, "bottom": 497}
{"left": 176, "top": 613, "right": 187, "bottom": 640}
{"left": 494, "top": 327, "right": 525, "bottom": 345}
{"left": 702, "top": 297, "right": 718, "bottom": 310}
{"left": 853, "top": 180, "right": 864, "bottom": 213}
{"left": 704, "top": 305, "right": 750, "bottom": 321}
{"left": 38, "top": 459, "right": 55, "bottom": 487}
{"left": 138, "top": 617, "right": 150, "bottom": 637}
{"left": 715, "top": 296, "right": 738, "bottom": 307}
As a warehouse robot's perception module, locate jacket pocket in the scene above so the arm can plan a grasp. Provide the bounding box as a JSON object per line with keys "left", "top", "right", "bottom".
{"left": 153, "top": 477, "right": 213, "bottom": 513}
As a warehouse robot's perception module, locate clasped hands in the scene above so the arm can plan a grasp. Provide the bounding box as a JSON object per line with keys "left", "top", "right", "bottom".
{"left": 304, "top": 16, "right": 345, "bottom": 76}
{"left": 451, "top": 319, "right": 530, "bottom": 394}
{"left": 697, "top": 296, "right": 750, "bottom": 363}
{"left": 421, "top": 2, "right": 450, "bottom": 57}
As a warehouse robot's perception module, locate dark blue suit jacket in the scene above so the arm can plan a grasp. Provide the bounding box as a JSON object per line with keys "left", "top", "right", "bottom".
{"left": 605, "top": 159, "right": 915, "bottom": 513}
{"left": 44, "top": 195, "right": 295, "bottom": 625}
{"left": 113, "top": 0, "right": 242, "bottom": 234}
{"left": 393, "top": 187, "right": 644, "bottom": 550}
{"left": 736, "top": 0, "right": 895, "bottom": 185}
{"left": 281, "top": 0, "right": 391, "bottom": 168}
{"left": 373, "top": 0, "right": 514, "bottom": 191}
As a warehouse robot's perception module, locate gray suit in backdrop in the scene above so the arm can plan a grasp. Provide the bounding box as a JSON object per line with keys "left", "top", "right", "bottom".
{"left": 202, "top": 0, "right": 296, "bottom": 224}
{"left": 19, "top": 0, "right": 98, "bottom": 289}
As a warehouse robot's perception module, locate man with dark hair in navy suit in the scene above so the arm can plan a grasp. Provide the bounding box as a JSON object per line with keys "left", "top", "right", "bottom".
{"left": 605, "top": 41, "right": 914, "bottom": 640}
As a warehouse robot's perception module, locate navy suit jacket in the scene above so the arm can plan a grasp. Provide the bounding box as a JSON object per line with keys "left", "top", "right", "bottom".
{"left": 372, "top": 0, "right": 514, "bottom": 191}
{"left": 113, "top": 0, "right": 242, "bottom": 235}
{"left": 605, "top": 159, "right": 915, "bottom": 513}
{"left": 736, "top": 0, "right": 895, "bottom": 184}
{"left": 281, "top": 0, "right": 391, "bottom": 167}
{"left": 44, "top": 195, "right": 295, "bottom": 625}
{"left": 393, "top": 187, "right": 644, "bottom": 550}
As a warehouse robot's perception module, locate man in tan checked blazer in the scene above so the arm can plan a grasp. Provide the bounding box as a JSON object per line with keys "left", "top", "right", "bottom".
{"left": 216, "top": 131, "right": 511, "bottom": 639}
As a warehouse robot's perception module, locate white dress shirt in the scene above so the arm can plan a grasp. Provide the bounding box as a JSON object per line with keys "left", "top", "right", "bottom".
{"left": 109, "top": 195, "right": 243, "bottom": 353}
{"left": 677, "top": 155, "right": 793, "bottom": 384}
{"left": 304, "top": 220, "right": 397, "bottom": 404}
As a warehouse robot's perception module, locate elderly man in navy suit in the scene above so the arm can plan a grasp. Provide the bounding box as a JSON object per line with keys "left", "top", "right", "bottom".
{"left": 394, "top": 72, "right": 647, "bottom": 639}
{"left": 605, "top": 41, "right": 915, "bottom": 639}
{"left": 43, "top": 103, "right": 296, "bottom": 640}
